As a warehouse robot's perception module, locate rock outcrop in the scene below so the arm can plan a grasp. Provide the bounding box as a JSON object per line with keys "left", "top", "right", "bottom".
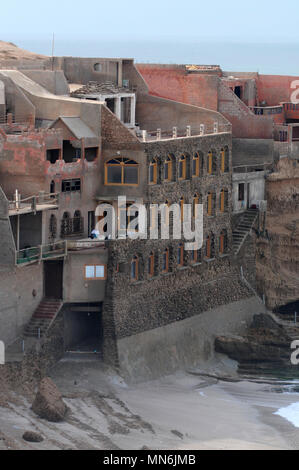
{"left": 215, "top": 313, "right": 293, "bottom": 373}
{"left": 256, "top": 158, "right": 299, "bottom": 310}
{"left": 32, "top": 377, "right": 66, "bottom": 422}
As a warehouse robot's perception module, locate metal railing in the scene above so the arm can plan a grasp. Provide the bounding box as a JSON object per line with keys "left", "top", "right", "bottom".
{"left": 8, "top": 192, "right": 60, "bottom": 213}
{"left": 16, "top": 240, "right": 67, "bottom": 266}
{"left": 248, "top": 105, "right": 283, "bottom": 115}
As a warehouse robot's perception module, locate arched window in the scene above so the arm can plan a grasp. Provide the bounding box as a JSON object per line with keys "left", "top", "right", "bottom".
{"left": 207, "top": 150, "right": 217, "bottom": 175}
{"left": 131, "top": 255, "right": 139, "bottom": 281}
{"left": 105, "top": 158, "right": 138, "bottom": 186}
{"left": 177, "top": 243, "right": 184, "bottom": 266}
{"left": 162, "top": 248, "right": 169, "bottom": 273}
{"left": 206, "top": 233, "right": 215, "bottom": 259}
{"left": 192, "top": 193, "right": 202, "bottom": 218}
{"left": 149, "top": 158, "right": 158, "bottom": 184}
{"left": 220, "top": 189, "right": 228, "bottom": 213}
{"left": 219, "top": 229, "right": 228, "bottom": 255}
{"left": 178, "top": 154, "right": 187, "bottom": 180}
{"left": 73, "top": 210, "right": 83, "bottom": 234}
{"left": 148, "top": 252, "right": 154, "bottom": 277}
{"left": 61, "top": 212, "right": 71, "bottom": 238}
{"left": 207, "top": 192, "right": 215, "bottom": 217}
{"left": 180, "top": 197, "right": 184, "bottom": 222}
{"left": 192, "top": 152, "right": 203, "bottom": 177}
{"left": 50, "top": 180, "right": 55, "bottom": 195}
{"left": 49, "top": 214, "right": 57, "bottom": 239}
{"left": 164, "top": 154, "right": 174, "bottom": 181}
{"left": 221, "top": 147, "right": 230, "bottom": 173}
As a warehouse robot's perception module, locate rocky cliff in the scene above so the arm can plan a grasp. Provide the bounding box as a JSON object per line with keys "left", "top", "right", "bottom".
{"left": 256, "top": 158, "right": 299, "bottom": 310}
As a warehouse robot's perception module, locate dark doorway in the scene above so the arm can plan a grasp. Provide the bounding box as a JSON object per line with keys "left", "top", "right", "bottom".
{"left": 44, "top": 260, "right": 63, "bottom": 299}
{"left": 64, "top": 304, "right": 103, "bottom": 354}
{"left": 234, "top": 86, "right": 242, "bottom": 99}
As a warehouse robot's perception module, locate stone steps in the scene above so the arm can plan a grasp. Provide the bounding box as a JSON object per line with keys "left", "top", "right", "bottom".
{"left": 24, "top": 299, "right": 63, "bottom": 338}
{"left": 233, "top": 209, "right": 258, "bottom": 255}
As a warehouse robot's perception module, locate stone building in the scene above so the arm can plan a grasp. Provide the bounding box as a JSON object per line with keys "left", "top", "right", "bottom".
{"left": 0, "top": 55, "right": 265, "bottom": 380}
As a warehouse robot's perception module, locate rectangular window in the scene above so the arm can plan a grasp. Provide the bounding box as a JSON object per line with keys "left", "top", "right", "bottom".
{"left": 62, "top": 179, "right": 81, "bottom": 192}
{"left": 107, "top": 166, "right": 122, "bottom": 184}
{"left": 84, "top": 265, "right": 107, "bottom": 280}
{"left": 124, "top": 166, "right": 138, "bottom": 184}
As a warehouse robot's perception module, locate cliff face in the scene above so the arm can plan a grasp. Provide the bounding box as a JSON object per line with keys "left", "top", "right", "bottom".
{"left": 256, "top": 158, "right": 299, "bottom": 310}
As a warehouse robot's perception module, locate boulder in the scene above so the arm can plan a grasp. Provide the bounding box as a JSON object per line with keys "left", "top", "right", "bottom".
{"left": 32, "top": 377, "right": 66, "bottom": 422}
{"left": 23, "top": 431, "right": 44, "bottom": 443}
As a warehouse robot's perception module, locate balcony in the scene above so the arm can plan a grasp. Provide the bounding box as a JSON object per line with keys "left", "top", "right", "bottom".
{"left": 8, "top": 192, "right": 59, "bottom": 216}
{"left": 16, "top": 241, "right": 67, "bottom": 266}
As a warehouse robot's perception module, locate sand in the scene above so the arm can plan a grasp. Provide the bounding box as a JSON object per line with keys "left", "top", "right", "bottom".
{"left": 0, "top": 356, "right": 299, "bottom": 450}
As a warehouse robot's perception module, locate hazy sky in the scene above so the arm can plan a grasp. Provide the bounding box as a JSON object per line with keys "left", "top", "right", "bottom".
{"left": 2, "top": 0, "right": 299, "bottom": 43}
{"left": 1, "top": 0, "right": 299, "bottom": 74}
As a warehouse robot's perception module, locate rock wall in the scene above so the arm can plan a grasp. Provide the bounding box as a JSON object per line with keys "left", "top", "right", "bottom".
{"left": 256, "top": 158, "right": 299, "bottom": 309}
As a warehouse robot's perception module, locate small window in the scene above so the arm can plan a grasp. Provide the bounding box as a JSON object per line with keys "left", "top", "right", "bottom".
{"left": 219, "top": 229, "right": 228, "bottom": 255}
{"left": 207, "top": 192, "right": 215, "bottom": 217}
{"left": 164, "top": 155, "right": 174, "bottom": 181}
{"left": 192, "top": 153, "right": 199, "bottom": 177}
{"left": 178, "top": 155, "right": 186, "bottom": 180}
{"left": 62, "top": 179, "right": 81, "bottom": 192}
{"left": 190, "top": 249, "right": 197, "bottom": 264}
{"left": 94, "top": 63, "right": 103, "bottom": 72}
{"left": 180, "top": 197, "right": 184, "bottom": 222}
{"left": 149, "top": 158, "right": 158, "bottom": 184}
{"left": 148, "top": 252, "right": 154, "bottom": 277}
{"left": 162, "top": 248, "right": 169, "bottom": 273}
{"left": 177, "top": 243, "right": 184, "bottom": 266}
{"left": 220, "top": 189, "right": 228, "bottom": 213}
{"left": 207, "top": 151, "right": 216, "bottom": 175}
{"left": 205, "top": 234, "right": 215, "bottom": 259}
{"left": 46, "top": 149, "right": 60, "bottom": 164}
{"left": 85, "top": 265, "right": 107, "bottom": 280}
{"left": 193, "top": 194, "right": 200, "bottom": 218}
{"left": 131, "top": 256, "right": 139, "bottom": 281}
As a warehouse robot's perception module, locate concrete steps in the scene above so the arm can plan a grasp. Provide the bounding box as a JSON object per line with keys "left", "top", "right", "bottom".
{"left": 24, "top": 299, "right": 63, "bottom": 338}
{"left": 233, "top": 208, "right": 258, "bottom": 255}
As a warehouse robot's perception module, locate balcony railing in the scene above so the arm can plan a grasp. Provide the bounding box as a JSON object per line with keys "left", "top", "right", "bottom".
{"left": 16, "top": 241, "right": 67, "bottom": 266}
{"left": 137, "top": 123, "right": 232, "bottom": 142}
{"left": 8, "top": 192, "right": 59, "bottom": 215}
{"left": 248, "top": 105, "right": 283, "bottom": 115}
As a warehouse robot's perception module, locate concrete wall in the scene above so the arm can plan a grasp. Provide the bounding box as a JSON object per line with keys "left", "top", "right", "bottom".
{"left": 117, "top": 296, "right": 264, "bottom": 382}
{"left": 0, "top": 263, "right": 43, "bottom": 345}
{"left": 63, "top": 249, "right": 108, "bottom": 303}
{"left": 218, "top": 81, "right": 274, "bottom": 139}
{"left": 232, "top": 138, "right": 274, "bottom": 169}
{"left": 136, "top": 93, "right": 229, "bottom": 132}
{"left": 23, "top": 70, "right": 69, "bottom": 95}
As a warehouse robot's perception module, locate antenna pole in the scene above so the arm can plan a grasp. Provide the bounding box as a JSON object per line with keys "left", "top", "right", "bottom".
{"left": 51, "top": 33, "right": 55, "bottom": 71}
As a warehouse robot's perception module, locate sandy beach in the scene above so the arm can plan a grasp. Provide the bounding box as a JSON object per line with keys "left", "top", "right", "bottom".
{"left": 0, "top": 356, "right": 299, "bottom": 450}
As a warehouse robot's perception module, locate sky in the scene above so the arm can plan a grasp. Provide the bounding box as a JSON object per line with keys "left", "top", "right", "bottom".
{"left": 1, "top": 0, "right": 299, "bottom": 74}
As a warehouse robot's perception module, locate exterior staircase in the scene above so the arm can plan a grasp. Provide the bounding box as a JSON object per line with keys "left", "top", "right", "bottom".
{"left": 24, "top": 298, "right": 63, "bottom": 338}
{"left": 233, "top": 208, "right": 259, "bottom": 255}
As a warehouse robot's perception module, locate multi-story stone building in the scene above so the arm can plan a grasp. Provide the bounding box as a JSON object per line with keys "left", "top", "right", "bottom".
{"left": 0, "top": 56, "right": 261, "bottom": 380}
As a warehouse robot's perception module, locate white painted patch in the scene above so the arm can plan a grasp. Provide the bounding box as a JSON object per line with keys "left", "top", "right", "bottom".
{"left": 274, "top": 402, "right": 299, "bottom": 427}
